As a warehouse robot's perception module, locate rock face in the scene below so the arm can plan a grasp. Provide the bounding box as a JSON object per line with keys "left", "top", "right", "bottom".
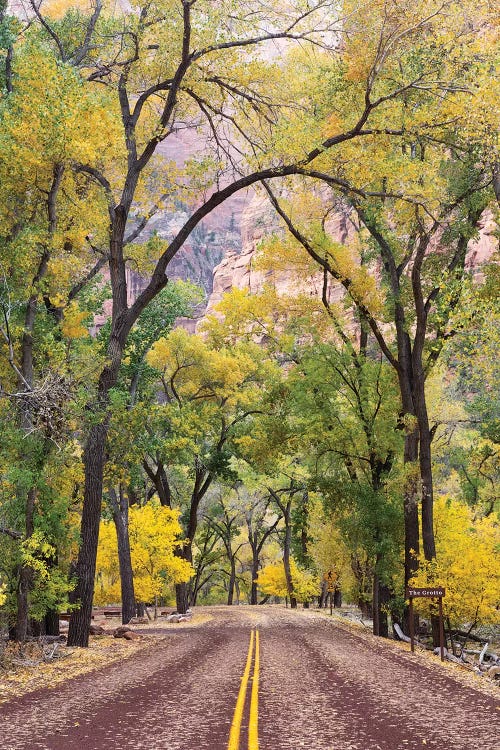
{"left": 92, "top": 188, "right": 251, "bottom": 332}
{"left": 202, "top": 193, "right": 359, "bottom": 324}
{"left": 203, "top": 194, "right": 273, "bottom": 316}
{"left": 201, "top": 198, "right": 498, "bottom": 325}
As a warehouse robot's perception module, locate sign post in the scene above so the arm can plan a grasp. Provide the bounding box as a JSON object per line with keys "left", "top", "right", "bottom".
{"left": 405, "top": 587, "right": 446, "bottom": 661}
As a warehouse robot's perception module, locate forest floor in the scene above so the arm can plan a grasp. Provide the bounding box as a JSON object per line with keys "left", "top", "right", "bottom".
{"left": 0, "top": 606, "right": 498, "bottom": 749}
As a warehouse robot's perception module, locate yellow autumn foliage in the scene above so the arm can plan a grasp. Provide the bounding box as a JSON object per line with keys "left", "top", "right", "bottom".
{"left": 0, "top": 582, "right": 6, "bottom": 607}
{"left": 409, "top": 496, "right": 500, "bottom": 627}
{"left": 94, "top": 503, "right": 193, "bottom": 605}
{"left": 256, "top": 559, "right": 319, "bottom": 603}
{"left": 61, "top": 301, "right": 90, "bottom": 339}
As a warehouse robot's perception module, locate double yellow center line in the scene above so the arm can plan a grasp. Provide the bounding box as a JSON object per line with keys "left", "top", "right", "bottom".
{"left": 227, "top": 629, "right": 260, "bottom": 750}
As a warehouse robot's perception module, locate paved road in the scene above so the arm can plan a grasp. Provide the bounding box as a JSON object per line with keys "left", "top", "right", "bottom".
{"left": 0, "top": 606, "right": 498, "bottom": 750}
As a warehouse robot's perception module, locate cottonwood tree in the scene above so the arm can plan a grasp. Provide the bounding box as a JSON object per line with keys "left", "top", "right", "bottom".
{"left": 0, "top": 38, "right": 116, "bottom": 639}
{"left": 252, "top": 0, "right": 498, "bottom": 603}
{"left": 101, "top": 282, "right": 200, "bottom": 623}
{"left": 138, "top": 328, "right": 278, "bottom": 612}
{"left": 263, "top": 159, "right": 494, "bottom": 611}
{"left": 203, "top": 488, "right": 246, "bottom": 606}
{"left": 95, "top": 502, "right": 192, "bottom": 609}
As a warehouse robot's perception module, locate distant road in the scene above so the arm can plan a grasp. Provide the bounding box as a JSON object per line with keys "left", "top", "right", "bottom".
{"left": 0, "top": 606, "right": 498, "bottom": 750}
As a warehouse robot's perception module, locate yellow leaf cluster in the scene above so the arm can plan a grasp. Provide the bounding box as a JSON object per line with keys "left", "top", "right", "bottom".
{"left": 410, "top": 496, "right": 500, "bottom": 627}
{"left": 61, "top": 301, "right": 90, "bottom": 339}
{"left": 95, "top": 503, "right": 193, "bottom": 606}
{"left": 256, "top": 559, "right": 319, "bottom": 603}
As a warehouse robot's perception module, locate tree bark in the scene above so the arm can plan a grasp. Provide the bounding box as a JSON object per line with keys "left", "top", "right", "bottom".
{"left": 282, "top": 499, "right": 297, "bottom": 609}
{"left": 14, "top": 488, "right": 36, "bottom": 641}
{"left": 67, "top": 421, "right": 109, "bottom": 646}
{"left": 109, "top": 486, "right": 136, "bottom": 624}
{"left": 250, "top": 553, "right": 259, "bottom": 606}
{"left": 175, "top": 542, "right": 194, "bottom": 614}
{"left": 227, "top": 557, "right": 236, "bottom": 606}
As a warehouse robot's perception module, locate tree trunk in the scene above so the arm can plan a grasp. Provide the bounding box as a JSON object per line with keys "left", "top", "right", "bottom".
{"left": 109, "top": 486, "right": 136, "bottom": 625}
{"left": 372, "top": 573, "right": 380, "bottom": 636}
{"left": 319, "top": 579, "right": 328, "bottom": 608}
{"left": 399, "top": 407, "right": 421, "bottom": 589}
{"left": 372, "top": 573, "right": 389, "bottom": 637}
{"left": 227, "top": 557, "right": 236, "bottom": 606}
{"left": 44, "top": 550, "right": 61, "bottom": 636}
{"left": 414, "top": 381, "right": 436, "bottom": 562}
{"left": 250, "top": 554, "right": 259, "bottom": 605}
{"left": 175, "top": 581, "right": 190, "bottom": 614}
{"left": 282, "top": 500, "right": 297, "bottom": 609}
{"left": 67, "top": 421, "right": 108, "bottom": 647}
{"left": 15, "top": 488, "right": 36, "bottom": 641}
{"left": 175, "top": 543, "right": 193, "bottom": 614}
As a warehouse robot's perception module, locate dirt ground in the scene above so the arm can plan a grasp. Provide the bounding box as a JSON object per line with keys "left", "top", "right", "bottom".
{"left": 0, "top": 606, "right": 498, "bottom": 750}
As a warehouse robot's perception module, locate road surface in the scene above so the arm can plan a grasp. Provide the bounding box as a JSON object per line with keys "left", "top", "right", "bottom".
{"left": 0, "top": 606, "right": 498, "bottom": 750}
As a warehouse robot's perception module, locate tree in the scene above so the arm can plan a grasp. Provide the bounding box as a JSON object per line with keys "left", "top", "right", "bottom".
{"left": 138, "top": 328, "right": 278, "bottom": 612}
{"left": 53, "top": 0, "right": 362, "bottom": 646}
{"left": 0, "top": 37, "right": 115, "bottom": 638}
{"left": 189, "top": 520, "right": 225, "bottom": 605}
{"left": 409, "top": 496, "right": 500, "bottom": 632}
{"left": 95, "top": 503, "right": 192, "bottom": 608}
{"left": 206, "top": 283, "right": 404, "bottom": 630}
{"left": 102, "top": 281, "right": 201, "bottom": 623}
{"left": 253, "top": 0, "right": 498, "bottom": 612}
{"left": 204, "top": 488, "right": 246, "bottom": 606}
{"left": 256, "top": 558, "right": 318, "bottom": 605}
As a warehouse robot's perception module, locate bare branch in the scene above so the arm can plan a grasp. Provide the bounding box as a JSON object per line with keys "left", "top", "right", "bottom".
{"left": 29, "top": 0, "right": 65, "bottom": 59}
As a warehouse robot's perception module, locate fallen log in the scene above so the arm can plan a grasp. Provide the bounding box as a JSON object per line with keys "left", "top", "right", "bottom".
{"left": 393, "top": 623, "right": 411, "bottom": 643}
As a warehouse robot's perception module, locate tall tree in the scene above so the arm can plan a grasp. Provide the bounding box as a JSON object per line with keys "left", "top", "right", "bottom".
{"left": 139, "top": 328, "right": 277, "bottom": 612}
{"left": 0, "top": 38, "right": 114, "bottom": 638}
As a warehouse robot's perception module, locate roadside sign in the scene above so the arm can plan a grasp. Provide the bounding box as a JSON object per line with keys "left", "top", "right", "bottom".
{"left": 406, "top": 585, "right": 446, "bottom": 661}
{"left": 405, "top": 587, "right": 445, "bottom": 598}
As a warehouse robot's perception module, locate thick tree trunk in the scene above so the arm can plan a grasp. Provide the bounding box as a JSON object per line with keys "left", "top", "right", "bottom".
{"left": 67, "top": 220, "right": 134, "bottom": 645}
{"left": 372, "top": 570, "right": 390, "bottom": 637}
{"left": 15, "top": 565, "right": 32, "bottom": 642}
{"left": 397, "top": 366, "right": 421, "bottom": 589}
{"left": 109, "top": 487, "right": 136, "bottom": 624}
{"left": 250, "top": 554, "right": 259, "bottom": 605}
{"left": 44, "top": 609, "right": 60, "bottom": 636}
{"left": 282, "top": 500, "right": 297, "bottom": 609}
{"left": 15, "top": 488, "right": 36, "bottom": 641}
{"left": 175, "top": 581, "right": 190, "bottom": 614}
{"left": 227, "top": 558, "right": 236, "bottom": 606}
{"left": 414, "top": 380, "right": 436, "bottom": 562}
{"left": 175, "top": 543, "right": 193, "bottom": 614}
{"left": 67, "top": 421, "right": 109, "bottom": 646}
{"left": 319, "top": 579, "right": 328, "bottom": 608}
{"left": 372, "top": 573, "right": 380, "bottom": 636}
